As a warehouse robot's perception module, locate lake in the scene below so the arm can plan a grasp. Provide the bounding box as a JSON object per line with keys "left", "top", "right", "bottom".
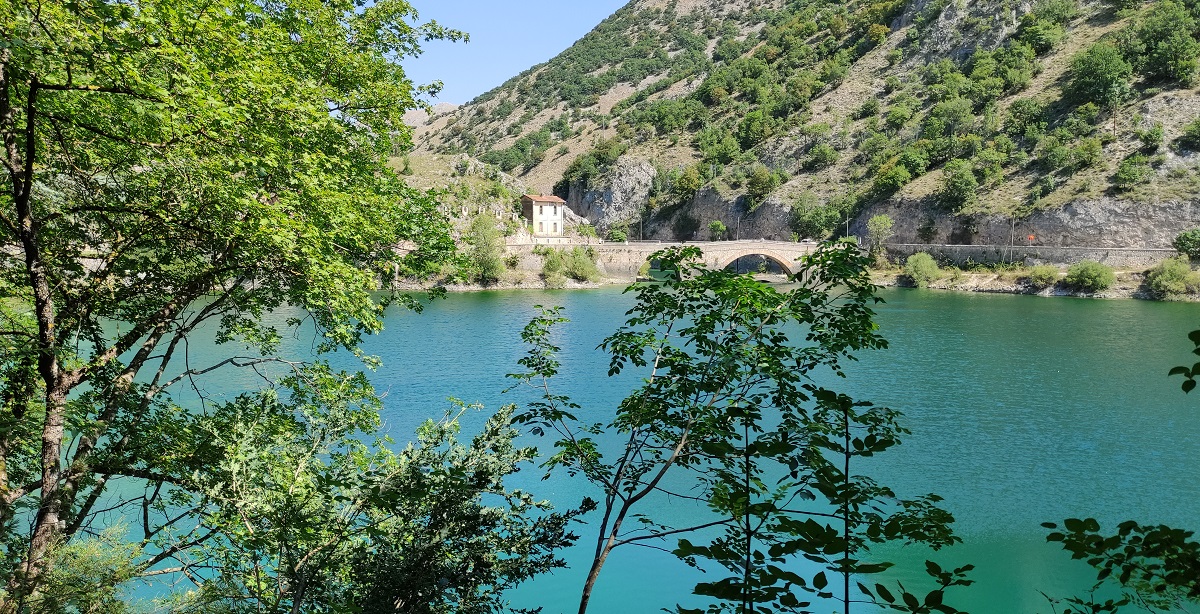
{"left": 206, "top": 285, "right": 1200, "bottom": 613}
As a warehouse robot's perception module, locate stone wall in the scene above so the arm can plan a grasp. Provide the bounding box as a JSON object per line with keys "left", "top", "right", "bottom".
{"left": 886, "top": 244, "right": 1179, "bottom": 268}
{"left": 855, "top": 198, "right": 1200, "bottom": 249}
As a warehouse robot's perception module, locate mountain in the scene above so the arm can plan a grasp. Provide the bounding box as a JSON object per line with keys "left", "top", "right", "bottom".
{"left": 409, "top": 0, "right": 1200, "bottom": 247}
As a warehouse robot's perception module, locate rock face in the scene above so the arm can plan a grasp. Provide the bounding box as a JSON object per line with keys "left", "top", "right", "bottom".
{"left": 568, "top": 158, "right": 656, "bottom": 233}
{"left": 567, "top": 155, "right": 797, "bottom": 241}
{"left": 855, "top": 197, "right": 1200, "bottom": 248}
{"left": 646, "top": 188, "right": 793, "bottom": 241}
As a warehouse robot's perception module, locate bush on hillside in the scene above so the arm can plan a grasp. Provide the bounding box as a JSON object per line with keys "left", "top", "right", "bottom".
{"left": 1027, "top": 264, "right": 1061, "bottom": 288}
{"left": 1113, "top": 154, "right": 1152, "bottom": 191}
{"left": 806, "top": 143, "right": 839, "bottom": 169}
{"left": 1178, "top": 118, "right": 1200, "bottom": 151}
{"left": 940, "top": 159, "right": 979, "bottom": 209}
{"left": 1066, "top": 43, "right": 1132, "bottom": 108}
{"left": 1145, "top": 256, "right": 1200, "bottom": 298}
{"left": 1065, "top": 260, "right": 1116, "bottom": 292}
{"left": 1173, "top": 228, "right": 1200, "bottom": 260}
{"left": 904, "top": 252, "right": 940, "bottom": 288}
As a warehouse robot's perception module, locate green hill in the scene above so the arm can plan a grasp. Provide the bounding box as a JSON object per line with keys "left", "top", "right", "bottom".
{"left": 411, "top": 0, "right": 1200, "bottom": 247}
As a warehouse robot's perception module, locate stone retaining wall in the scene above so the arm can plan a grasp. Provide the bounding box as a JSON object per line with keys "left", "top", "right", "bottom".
{"left": 886, "top": 244, "right": 1179, "bottom": 268}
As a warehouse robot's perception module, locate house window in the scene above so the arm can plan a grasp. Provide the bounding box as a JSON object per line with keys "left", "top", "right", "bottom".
{"left": 539, "top": 205, "right": 543, "bottom": 215}
{"left": 538, "top": 222, "right": 544, "bottom": 232}
{"left": 552, "top": 222, "right": 558, "bottom": 233}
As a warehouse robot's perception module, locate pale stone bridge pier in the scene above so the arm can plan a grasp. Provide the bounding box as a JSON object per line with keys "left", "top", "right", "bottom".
{"left": 592, "top": 240, "right": 819, "bottom": 279}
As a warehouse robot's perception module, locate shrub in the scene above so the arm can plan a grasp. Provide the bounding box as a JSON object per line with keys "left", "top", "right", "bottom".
{"left": 1138, "top": 123, "right": 1165, "bottom": 152}
{"left": 874, "top": 164, "right": 912, "bottom": 195}
{"left": 867, "top": 214, "right": 894, "bottom": 254}
{"left": 563, "top": 247, "right": 601, "bottom": 282}
{"left": 1178, "top": 118, "right": 1200, "bottom": 151}
{"left": 465, "top": 215, "right": 505, "bottom": 285}
{"left": 1173, "top": 228, "right": 1200, "bottom": 260}
{"left": 1066, "top": 43, "right": 1132, "bottom": 108}
{"left": 708, "top": 220, "right": 728, "bottom": 240}
{"left": 1065, "top": 260, "right": 1115, "bottom": 292}
{"left": 806, "top": 143, "right": 839, "bottom": 168}
{"left": 904, "top": 252, "right": 940, "bottom": 287}
{"left": 1113, "top": 154, "right": 1151, "bottom": 191}
{"left": 940, "top": 159, "right": 978, "bottom": 209}
{"left": 541, "top": 248, "right": 565, "bottom": 287}
{"left": 1145, "top": 256, "right": 1199, "bottom": 298}
{"left": 1026, "top": 264, "right": 1060, "bottom": 288}
{"left": 854, "top": 98, "right": 881, "bottom": 119}
{"left": 608, "top": 228, "right": 628, "bottom": 242}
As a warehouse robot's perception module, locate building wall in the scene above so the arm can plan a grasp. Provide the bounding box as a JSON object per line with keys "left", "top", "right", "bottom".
{"left": 523, "top": 198, "right": 565, "bottom": 236}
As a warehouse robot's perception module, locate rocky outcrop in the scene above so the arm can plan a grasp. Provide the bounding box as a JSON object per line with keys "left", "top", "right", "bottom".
{"left": 646, "top": 188, "right": 793, "bottom": 241}
{"left": 855, "top": 197, "right": 1200, "bottom": 248}
{"left": 568, "top": 158, "right": 656, "bottom": 233}
{"left": 567, "top": 155, "right": 797, "bottom": 241}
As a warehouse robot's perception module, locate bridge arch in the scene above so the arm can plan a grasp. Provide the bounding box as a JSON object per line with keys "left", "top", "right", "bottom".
{"left": 712, "top": 249, "right": 797, "bottom": 276}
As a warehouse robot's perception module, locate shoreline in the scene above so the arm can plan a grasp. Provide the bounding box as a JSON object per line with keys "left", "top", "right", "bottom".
{"left": 869, "top": 270, "right": 1168, "bottom": 300}
{"left": 395, "top": 270, "right": 1200, "bottom": 302}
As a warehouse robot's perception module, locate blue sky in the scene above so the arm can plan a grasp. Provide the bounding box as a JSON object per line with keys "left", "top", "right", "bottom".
{"left": 402, "top": 0, "right": 629, "bottom": 105}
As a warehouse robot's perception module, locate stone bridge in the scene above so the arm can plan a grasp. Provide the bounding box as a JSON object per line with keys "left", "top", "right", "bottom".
{"left": 591, "top": 240, "right": 819, "bottom": 279}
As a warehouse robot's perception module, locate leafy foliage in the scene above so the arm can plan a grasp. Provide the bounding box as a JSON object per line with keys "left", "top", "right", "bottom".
{"left": 940, "top": 160, "right": 979, "bottom": 210}
{"left": 1172, "top": 228, "right": 1200, "bottom": 260}
{"left": 1026, "top": 265, "right": 1061, "bottom": 288}
{"left": 1144, "top": 256, "right": 1199, "bottom": 299}
{"left": 1113, "top": 154, "right": 1152, "bottom": 191}
{"left": 510, "top": 243, "right": 967, "bottom": 614}
{"left": 904, "top": 253, "right": 941, "bottom": 288}
{"left": 1066, "top": 43, "right": 1132, "bottom": 108}
{"left": 0, "top": 0, "right": 578, "bottom": 608}
{"left": 465, "top": 215, "right": 506, "bottom": 284}
{"left": 867, "top": 214, "right": 895, "bottom": 254}
{"left": 1065, "top": 260, "right": 1116, "bottom": 292}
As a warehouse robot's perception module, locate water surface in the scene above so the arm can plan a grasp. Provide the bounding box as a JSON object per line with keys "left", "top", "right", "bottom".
{"left": 358, "top": 286, "right": 1200, "bottom": 613}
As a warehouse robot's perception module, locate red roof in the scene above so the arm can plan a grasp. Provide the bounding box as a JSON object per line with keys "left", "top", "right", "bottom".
{"left": 523, "top": 194, "right": 566, "bottom": 204}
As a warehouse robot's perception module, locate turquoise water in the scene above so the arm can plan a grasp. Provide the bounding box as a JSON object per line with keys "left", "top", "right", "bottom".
{"left": 351, "top": 286, "right": 1200, "bottom": 614}
{"left": 145, "top": 285, "right": 1200, "bottom": 612}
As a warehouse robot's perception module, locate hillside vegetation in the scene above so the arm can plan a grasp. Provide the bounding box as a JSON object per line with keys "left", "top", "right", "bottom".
{"left": 412, "top": 0, "right": 1200, "bottom": 244}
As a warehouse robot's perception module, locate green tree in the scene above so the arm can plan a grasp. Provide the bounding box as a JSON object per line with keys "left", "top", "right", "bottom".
{"left": 1144, "top": 256, "right": 1199, "bottom": 299}
{"left": 867, "top": 214, "right": 895, "bottom": 255}
{"left": 673, "top": 164, "right": 704, "bottom": 203}
{"left": 789, "top": 193, "right": 843, "bottom": 240}
{"left": 1066, "top": 43, "right": 1133, "bottom": 108}
{"left": 0, "top": 0, "right": 571, "bottom": 609}
{"left": 1173, "top": 228, "right": 1200, "bottom": 260}
{"left": 1065, "top": 260, "right": 1116, "bottom": 292}
{"left": 708, "top": 220, "right": 728, "bottom": 240}
{"left": 746, "top": 164, "right": 783, "bottom": 210}
{"left": 737, "top": 110, "right": 776, "bottom": 150}
{"left": 510, "top": 244, "right": 967, "bottom": 614}
{"left": 940, "top": 160, "right": 980, "bottom": 209}
{"left": 806, "top": 142, "right": 840, "bottom": 169}
{"left": 904, "top": 252, "right": 941, "bottom": 287}
{"left": 1134, "top": 0, "right": 1200, "bottom": 83}
{"left": 1114, "top": 154, "right": 1152, "bottom": 191}
{"left": 465, "top": 215, "right": 506, "bottom": 285}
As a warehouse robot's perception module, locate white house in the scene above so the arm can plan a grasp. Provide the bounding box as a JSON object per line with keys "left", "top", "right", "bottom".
{"left": 521, "top": 194, "right": 566, "bottom": 237}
